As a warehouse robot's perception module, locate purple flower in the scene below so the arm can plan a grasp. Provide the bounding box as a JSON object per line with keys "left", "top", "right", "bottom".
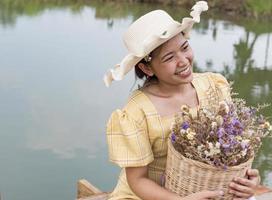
{"left": 232, "top": 119, "right": 244, "bottom": 129}
{"left": 171, "top": 133, "right": 176, "bottom": 143}
{"left": 219, "top": 138, "right": 224, "bottom": 145}
{"left": 225, "top": 125, "right": 234, "bottom": 135}
{"left": 217, "top": 128, "right": 224, "bottom": 138}
{"left": 222, "top": 143, "right": 230, "bottom": 148}
{"left": 240, "top": 140, "right": 249, "bottom": 149}
{"left": 181, "top": 122, "right": 190, "bottom": 130}
{"left": 241, "top": 142, "right": 247, "bottom": 149}
{"left": 232, "top": 119, "right": 244, "bottom": 135}
{"left": 232, "top": 119, "right": 240, "bottom": 126}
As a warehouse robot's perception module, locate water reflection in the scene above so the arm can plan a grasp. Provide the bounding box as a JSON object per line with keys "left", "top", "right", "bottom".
{"left": 0, "top": 1, "right": 271, "bottom": 199}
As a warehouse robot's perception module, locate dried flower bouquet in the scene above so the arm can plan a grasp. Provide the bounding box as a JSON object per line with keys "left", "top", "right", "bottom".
{"left": 165, "top": 92, "right": 271, "bottom": 199}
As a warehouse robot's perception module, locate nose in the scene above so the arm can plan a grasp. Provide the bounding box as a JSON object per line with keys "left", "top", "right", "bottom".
{"left": 176, "top": 51, "right": 188, "bottom": 66}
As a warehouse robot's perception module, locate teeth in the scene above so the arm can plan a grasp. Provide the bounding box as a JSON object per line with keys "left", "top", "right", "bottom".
{"left": 175, "top": 66, "right": 190, "bottom": 74}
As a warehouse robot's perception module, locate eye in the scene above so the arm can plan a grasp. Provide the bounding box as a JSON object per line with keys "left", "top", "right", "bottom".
{"left": 164, "top": 56, "right": 174, "bottom": 62}
{"left": 183, "top": 45, "right": 189, "bottom": 50}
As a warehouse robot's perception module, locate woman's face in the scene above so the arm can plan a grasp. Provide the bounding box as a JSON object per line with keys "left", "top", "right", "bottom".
{"left": 150, "top": 33, "right": 194, "bottom": 86}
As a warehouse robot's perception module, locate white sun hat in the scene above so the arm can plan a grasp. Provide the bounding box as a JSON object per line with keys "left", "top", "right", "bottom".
{"left": 103, "top": 1, "right": 208, "bottom": 87}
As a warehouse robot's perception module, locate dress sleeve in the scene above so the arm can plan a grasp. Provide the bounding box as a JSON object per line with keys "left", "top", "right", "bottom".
{"left": 106, "top": 108, "right": 154, "bottom": 168}
{"left": 210, "top": 73, "right": 232, "bottom": 101}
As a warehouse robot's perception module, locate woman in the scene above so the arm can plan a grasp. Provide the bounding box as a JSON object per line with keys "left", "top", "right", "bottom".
{"left": 104, "top": 2, "right": 260, "bottom": 200}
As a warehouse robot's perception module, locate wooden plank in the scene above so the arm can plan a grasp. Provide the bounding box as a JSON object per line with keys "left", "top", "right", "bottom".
{"left": 77, "top": 179, "right": 103, "bottom": 199}
{"left": 255, "top": 186, "right": 272, "bottom": 200}
{"left": 255, "top": 185, "right": 272, "bottom": 195}
{"left": 256, "top": 192, "right": 272, "bottom": 200}
{"left": 77, "top": 193, "right": 108, "bottom": 200}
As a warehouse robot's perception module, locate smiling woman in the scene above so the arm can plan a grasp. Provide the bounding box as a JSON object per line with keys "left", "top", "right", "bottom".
{"left": 101, "top": 2, "right": 267, "bottom": 200}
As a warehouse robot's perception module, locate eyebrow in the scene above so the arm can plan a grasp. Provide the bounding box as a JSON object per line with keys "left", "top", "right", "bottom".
{"left": 161, "top": 41, "right": 188, "bottom": 61}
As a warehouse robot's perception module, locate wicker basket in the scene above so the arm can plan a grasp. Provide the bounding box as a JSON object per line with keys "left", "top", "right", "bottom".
{"left": 165, "top": 139, "right": 254, "bottom": 200}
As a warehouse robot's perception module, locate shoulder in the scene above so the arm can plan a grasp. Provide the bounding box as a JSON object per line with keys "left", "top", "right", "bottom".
{"left": 109, "top": 90, "right": 151, "bottom": 126}
{"left": 193, "top": 72, "right": 230, "bottom": 87}
{"left": 193, "top": 72, "right": 231, "bottom": 103}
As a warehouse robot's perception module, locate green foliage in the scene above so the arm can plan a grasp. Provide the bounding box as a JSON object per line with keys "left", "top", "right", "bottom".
{"left": 246, "top": 0, "right": 272, "bottom": 16}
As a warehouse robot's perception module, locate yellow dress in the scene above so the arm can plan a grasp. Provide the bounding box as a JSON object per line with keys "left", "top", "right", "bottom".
{"left": 106, "top": 72, "right": 231, "bottom": 200}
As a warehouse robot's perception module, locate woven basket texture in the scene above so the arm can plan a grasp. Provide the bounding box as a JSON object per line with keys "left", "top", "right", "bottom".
{"left": 165, "top": 139, "right": 254, "bottom": 200}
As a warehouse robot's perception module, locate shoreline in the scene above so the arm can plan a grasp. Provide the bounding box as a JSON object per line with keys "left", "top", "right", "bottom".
{"left": 101, "top": 0, "right": 272, "bottom": 19}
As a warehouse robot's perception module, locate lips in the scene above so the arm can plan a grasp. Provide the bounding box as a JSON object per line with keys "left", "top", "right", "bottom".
{"left": 174, "top": 65, "right": 190, "bottom": 75}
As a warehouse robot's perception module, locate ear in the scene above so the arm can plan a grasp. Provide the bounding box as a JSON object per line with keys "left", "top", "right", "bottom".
{"left": 137, "top": 63, "right": 154, "bottom": 77}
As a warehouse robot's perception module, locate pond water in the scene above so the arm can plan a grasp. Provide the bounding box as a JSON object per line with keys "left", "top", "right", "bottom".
{"left": 0, "top": 1, "right": 271, "bottom": 200}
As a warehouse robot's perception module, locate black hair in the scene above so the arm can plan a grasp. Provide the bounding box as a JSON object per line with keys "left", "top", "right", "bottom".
{"left": 134, "top": 58, "right": 158, "bottom": 89}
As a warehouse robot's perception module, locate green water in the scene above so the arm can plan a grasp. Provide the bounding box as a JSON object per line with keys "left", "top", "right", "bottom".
{"left": 0, "top": 1, "right": 271, "bottom": 200}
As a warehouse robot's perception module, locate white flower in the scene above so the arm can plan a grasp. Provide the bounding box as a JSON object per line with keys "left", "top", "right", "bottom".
{"left": 204, "top": 150, "right": 209, "bottom": 156}
{"left": 197, "top": 145, "right": 204, "bottom": 151}
{"left": 235, "top": 136, "right": 242, "bottom": 141}
{"left": 242, "top": 139, "right": 250, "bottom": 144}
{"left": 211, "top": 122, "right": 217, "bottom": 130}
{"left": 264, "top": 122, "right": 271, "bottom": 130}
{"left": 208, "top": 142, "right": 214, "bottom": 149}
{"left": 215, "top": 142, "right": 220, "bottom": 149}
{"left": 241, "top": 149, "right": 248, "bottom": 156}
{"left": 204, "top": 142, "right": 221, "bottom": 157}
{"left": 216, "top": 115, "right": 224, "bottom": 126}
{"left": 247, "top": 129, "right": 254, "bottom": 136}
{"left": 210, "top": 148, "right": 220, "bottom": 155}
{"left": 204, "top": 149, "right": 220, "bottom": 157}
{"left": 186, "top": 130, "right": 196, "bottom": 140}
{"left": 181, "top": 105, "right": 190, "bottom": 112}
{"left": 180, "top": 129, "right": 186, "bottom": 135}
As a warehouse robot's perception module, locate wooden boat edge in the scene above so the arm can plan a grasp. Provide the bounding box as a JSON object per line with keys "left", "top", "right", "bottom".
{"left": 77, "top": 179, "right": 109, "bottom": 200}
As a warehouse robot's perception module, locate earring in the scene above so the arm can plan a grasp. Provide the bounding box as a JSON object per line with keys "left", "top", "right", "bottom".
{"left": 144, "top": 54, "right": 152, "bottom": 62}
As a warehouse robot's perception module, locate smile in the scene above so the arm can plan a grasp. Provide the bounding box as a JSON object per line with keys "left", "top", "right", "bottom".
{"left": 174, "top": 66, "right": 190, "bottom": 75}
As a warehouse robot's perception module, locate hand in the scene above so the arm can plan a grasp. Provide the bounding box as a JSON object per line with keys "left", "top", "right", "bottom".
{"left": 181, "top": 190, "right": 224, "bottom": 200}
{"left": 228, "top": 169, "right": 260, "bottom": 200}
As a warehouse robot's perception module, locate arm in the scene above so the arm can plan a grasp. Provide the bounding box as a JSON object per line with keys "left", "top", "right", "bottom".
{"left": 126, "top": 166, "right": 180, "bottom": 200}
{"left": 126, "top": 166, "right": 224, "bottom": 200}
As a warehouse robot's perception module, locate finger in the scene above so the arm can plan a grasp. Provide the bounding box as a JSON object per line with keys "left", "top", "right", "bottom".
{"left": 247, "top": 169, "right": 261, "bottom": 184}
{"left": 246, "top": 169, "right": 259, "bottom": 177}
{"left": 229, "top": 182, "right": 253, "bottom": 197}
{"left": 232, "top": 177, "right": 255, "bottom": 187}
{"left": 233, "top": 198, "right": 247, "bottom": 200}
{"left": 228, "top": 188, "right": 252, "bottom": 198}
